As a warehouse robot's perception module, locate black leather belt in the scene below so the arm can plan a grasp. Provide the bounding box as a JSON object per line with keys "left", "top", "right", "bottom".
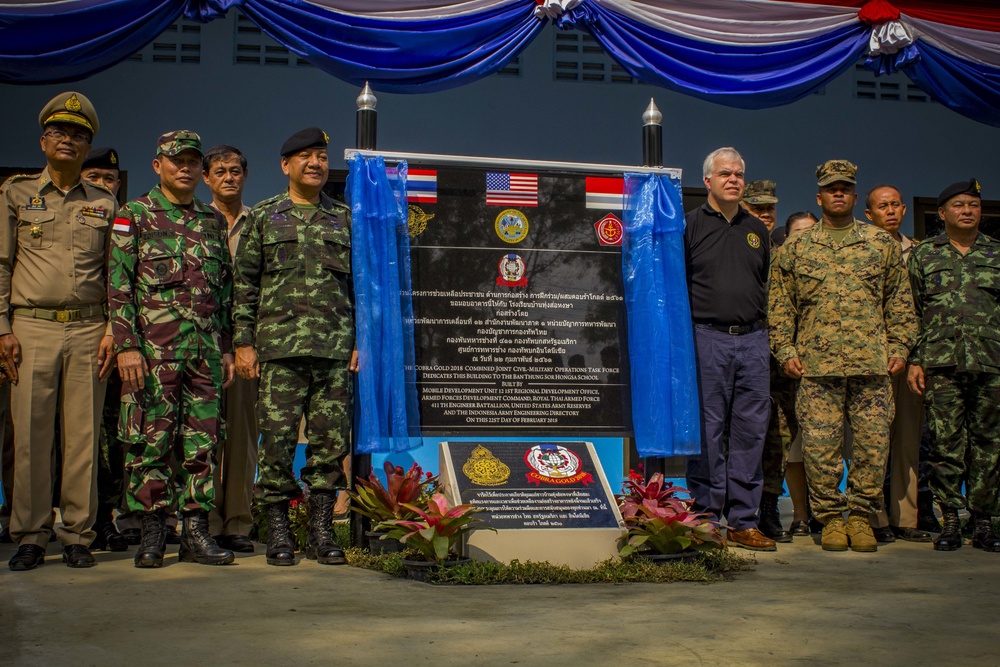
{"left": 694, "top": 320, "right": 765, "bottom": 335}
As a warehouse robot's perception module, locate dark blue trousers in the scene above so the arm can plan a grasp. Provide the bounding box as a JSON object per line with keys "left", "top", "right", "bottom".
{"left": 685, "top": 326, "right": 771, "bottom": 531}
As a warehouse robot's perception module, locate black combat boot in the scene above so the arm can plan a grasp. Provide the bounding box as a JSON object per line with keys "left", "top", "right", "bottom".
{"left": 306, "top": 492, "right": 346, "bottom": 565}
{"left": 91, "top": 506, "right": 128, "bottom": 552}
{"left": 917, "top": 489, "right": 942, "bottom": 532}
{"left": 933, "top": 509, "right": 962, "bottom": 551}
{"left": 179, "top": 511, "right": 235, "bottom": 565}
{"left": 757, "top": 492, "right": 792, "bottom": 543}
{"left": 971, "top": 515, "right": 1000, "bottom": 552}
{"left": 266, "top": 501, "right": 296, "bottom": 566}
{"left": 134, "top": 510, "right": 167, "bottom": 568}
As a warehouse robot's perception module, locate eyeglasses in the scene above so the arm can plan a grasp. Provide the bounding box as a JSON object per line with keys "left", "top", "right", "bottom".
{"left": 44, "top": 128, "right": 92, "bottom": 144}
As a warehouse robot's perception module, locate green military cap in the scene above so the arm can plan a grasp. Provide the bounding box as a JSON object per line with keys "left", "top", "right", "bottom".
{"left": 743, "top": 180, "right": 778, "bottom": 205}
{"left": 816, "top": 159, "right": 857, "bottom": 186}
{"left": 82, "top": 147, "right": 120, "bottom": 171}
{"left": 937, "top": 179, "right": 981, "bottom": 207}
{"left": 157, "top": 130, "right": 203, "bottom": 157}
{"left": 38, "top": 91, "right": 99, "bottom": 136}
{"left": 281, "top": 127, "right": 329, "bottom": 157}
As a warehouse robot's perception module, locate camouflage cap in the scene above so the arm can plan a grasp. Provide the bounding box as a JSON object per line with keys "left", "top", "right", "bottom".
{"left": 281, "top": 127, "right": 329, "bottom": 157}
{"left": 816, "top": 159, "right": 857, "bottom": 186}
{"left": 743, "top": 180, "right": 778, "bottom": 205}
{"left": 157, "top": 130, "right": 203, "bottom": 158}
{"left": 82, "top": 147, "right": 120, "bottom": 171}
{"left": 937, "top": 178, "right": 981, "bottom": 207}
{"left": 38, "top": 91, "right": 99, "bottom": 136}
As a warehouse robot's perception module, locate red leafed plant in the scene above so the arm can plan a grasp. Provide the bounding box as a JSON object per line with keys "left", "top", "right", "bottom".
{"left": 348, "top": 461, "right": 439, "bottom": 523}
{"left": 617, "top": 471, "right": 724, "bottom": 556}
{"left": 378, "top": 493, "right": 494, "bottom": 562}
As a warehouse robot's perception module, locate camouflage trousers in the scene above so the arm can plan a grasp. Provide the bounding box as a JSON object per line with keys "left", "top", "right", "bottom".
{"left": 762, "top": 370, "right": 799, "bottom": 496}
{"left": 122, "top": 356, "right": 222, "bottom": 514}
{"left": 924, "top": 370, "right": 1000, "bottom": 516}
{"left": 255, "top": 358, "right": 352, "bottom": 505}
{"left": 97, "top": 374, "right": 125, "bottom": 513}
{"left": 798, "top": 375, "right": 892, "bottom": 523}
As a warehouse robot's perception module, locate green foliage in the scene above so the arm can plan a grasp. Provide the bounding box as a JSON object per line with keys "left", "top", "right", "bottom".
{"left": 617, "top": 472, "right": 725, "bottom": 557}
{"left": 343, "top": 549, "right": 754, "bottom": 585}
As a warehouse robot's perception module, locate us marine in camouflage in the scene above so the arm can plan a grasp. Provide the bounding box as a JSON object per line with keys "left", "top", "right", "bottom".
{"left": 907, "top": 179, "right": 1000, "bottom": 553}
{"left": 769, "top": 160, "right": 917, "bottom": 553}
{"left": 110, "top": 131, "right": 235, "bottom": 568}
{"left": 233, "top": 127, "right": 357, "bottom": 567}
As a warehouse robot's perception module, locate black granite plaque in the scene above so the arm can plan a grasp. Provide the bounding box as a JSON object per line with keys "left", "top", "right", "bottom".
{"left": 445, "top": 441, "right": 619, "bottom": 530}
{"left": 406, "top": 166, "right": 632, "bottom": 435}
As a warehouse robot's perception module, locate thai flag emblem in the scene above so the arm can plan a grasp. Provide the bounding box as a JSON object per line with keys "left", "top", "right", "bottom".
{"left": 407, "top": 169, "right": 437, "bottom": 204}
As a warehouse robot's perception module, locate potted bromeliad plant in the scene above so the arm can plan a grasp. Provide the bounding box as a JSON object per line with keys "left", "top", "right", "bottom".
{"left": 379, "top": 493, "right": 495, "bottom": 581}
{"left": 348, "top": 460, "right": 438, "bottom": 554}
{"left": 617, "top": 471, "right": 725, "bottom": 562}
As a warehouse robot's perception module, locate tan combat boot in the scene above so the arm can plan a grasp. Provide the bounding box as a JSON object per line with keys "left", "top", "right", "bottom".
{"left": 845, "top": 514, "right": 878, "bottom": 552}
{"left": 821, "top": 517, "right": 849, "bottom": 551}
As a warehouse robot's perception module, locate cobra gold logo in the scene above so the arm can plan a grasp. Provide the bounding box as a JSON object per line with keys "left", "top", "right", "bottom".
{"left": 462, "top": 445, "right": 510, "bottom": 486}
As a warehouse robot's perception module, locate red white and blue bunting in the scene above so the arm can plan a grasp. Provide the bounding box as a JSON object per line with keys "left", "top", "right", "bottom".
{"left": 1, "top": 0, "right": 998, "bottom": 125}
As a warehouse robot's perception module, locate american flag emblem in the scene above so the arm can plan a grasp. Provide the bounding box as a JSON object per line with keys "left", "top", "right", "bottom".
{"left": 585, "top": 176, "right": 624, "bottom": 210}
{"left": 486, "top": 172, "right": 538, "bottom": 207}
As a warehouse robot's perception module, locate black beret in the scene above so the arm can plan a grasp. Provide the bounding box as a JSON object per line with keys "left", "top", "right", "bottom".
{"left": 937, "top": 179, "right": 981, "bottom": 207}
{"left": 281, "top": 127, "right": 329, "bottom": 157}
{"left": 82, "top": 147, "right": 120, "bottom": 171}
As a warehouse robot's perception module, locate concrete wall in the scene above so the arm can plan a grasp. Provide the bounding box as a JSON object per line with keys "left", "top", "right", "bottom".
{"left": 2, "top": 10, "right": 998, "bottom": 236}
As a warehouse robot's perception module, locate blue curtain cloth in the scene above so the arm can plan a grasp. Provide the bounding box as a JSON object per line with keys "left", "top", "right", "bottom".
{"left": 621, "top": 172, "right": 699, "bottom": 458}
{"left": 347, "top": 154, "right": 421, "bottom": 454}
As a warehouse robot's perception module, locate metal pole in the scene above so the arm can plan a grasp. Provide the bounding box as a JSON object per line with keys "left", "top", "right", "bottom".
{"left": 350, "top": 82, "right": 377, "bottom": 548}
{"left": 640, "top": 98, "right": 665, "bottom": 481}
{"left": 642, "top": 98, "right": 663, "bottom": 169}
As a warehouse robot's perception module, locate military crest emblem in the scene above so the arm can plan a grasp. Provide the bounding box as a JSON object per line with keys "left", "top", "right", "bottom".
{"left": 407, "top": 204, "right": 434, "bottom": 238}
{"left": 65, "top": 94, "right": 82, "bottom": 112}
{"left": 462, "top": 445, "right": 511, "bottom": 486}
{"left": 747, "top": 232, "right": 761, "bottom": 249}
{"left": 594, "top": 213, "right": 623, "bottom": 246}
{"left": 495, "top": 209, "right": 529, "bottom": 244}
{"left": 496, "top": 253, "right": 527, "bottom": 288}
{"left": 26, "top": 194, "right": 46, "bottom": 211}
{"left": 524, "top": 444, "right": 593, "bottom": 486}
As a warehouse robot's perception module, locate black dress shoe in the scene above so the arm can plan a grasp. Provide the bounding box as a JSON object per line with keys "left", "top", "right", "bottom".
{"left": 0, "top": 526, "right": 12, "bottom": 543}
{"left": 62, "top": 544, "right": 96, "bottom": 568}
{"left": 872, "top": 526, "right": 896, "bottom": 543}
{"left": 809, "top": 517, "right": 825, "bottom": 534}
{"left": 121, "top": 528, "right": 141, "bottom": 545}
{"left": 892, "top": 526, "right": 933, "bottom": 543}
{"left": 92, "top": 521, "right": 129, "bottom": 552}
{"left": 789, "top": 520, "right": 811, "bottom": 537}
{"left": 8, "top": 544, "right": 45, "bottom": 571}
{"left": 218, "top": 534, "right": 255, "bottom": 553}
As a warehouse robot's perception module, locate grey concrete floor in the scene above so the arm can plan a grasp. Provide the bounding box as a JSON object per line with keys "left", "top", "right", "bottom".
{"left": 2, "top": 508, "right": 999, "bottom": 667}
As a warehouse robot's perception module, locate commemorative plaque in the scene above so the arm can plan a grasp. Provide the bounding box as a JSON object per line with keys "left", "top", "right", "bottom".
{"left": 441, "top": 441, "right": 625, "bottom": 567}
{"left": 403, "top": 166, "right": 633, "bottom": 435}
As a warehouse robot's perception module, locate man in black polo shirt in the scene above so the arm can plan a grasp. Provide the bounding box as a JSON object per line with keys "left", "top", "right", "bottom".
{"left": 684, "top": 147, "right": 775, "bottom": 551}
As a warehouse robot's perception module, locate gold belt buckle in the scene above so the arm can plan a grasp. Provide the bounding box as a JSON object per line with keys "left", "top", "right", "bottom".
{"left": 55, "top": 310, "right": 71, "bottom": 323}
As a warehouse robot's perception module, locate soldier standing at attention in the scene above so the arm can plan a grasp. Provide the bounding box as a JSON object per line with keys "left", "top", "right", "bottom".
{"left": 3, "top": 92, "right": 117, "bottom": 571}
{"left": 907, "top": 179, "right": 1000, "bottom": 552}
{"left": 684, "top": 147, "right": 775, "bottom": 552}
{"left": 233, "top": 127, "right": 357, "bottom": 567}
{"left": 202, "top": 144, "right": 258, "bottom": 554}
{"left": 742, "top": 180, "right": 778, "bottom": 233}
{"left": 110, "top": 131, "right": 236, "bottom": 568}
{"left": 769, "top": 160, "right": 916, "bottom": 552}
{"left": 863, "top": 185, "right": 932, "bottom": 544}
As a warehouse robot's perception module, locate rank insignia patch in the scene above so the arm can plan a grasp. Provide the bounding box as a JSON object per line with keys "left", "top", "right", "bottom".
{"left": 495, "top": 209, "right": 529, "bottom": 244}
{"left": 496, "top": 253, "right": 527, "bottom": 288}
{"left": 26, "top": 195, "right": 46, "bottom": 211}
{"left": 594, "top": 213, "right": 623, "bottom": 246}
{"left": 81, "top": 206, "right": 107, "bottom": 219}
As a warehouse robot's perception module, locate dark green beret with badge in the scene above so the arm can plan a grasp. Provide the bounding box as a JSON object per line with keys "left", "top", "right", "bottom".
{"left": 816, "top": 159, "right": 857, "bottom": 186}
{"left": 937, "top": 179, "right": 981, "bottom": 207}
{"left": 157, "top": 130, "right": 203, "bottom": 157}
{"left": 38, "top": 91, "right": 99, "bottom": 136}
{"left": 281, "top": 127, "right": 329, "bottom": 156}
{"left": 82, "top": 147, "right": 120, "bottom": 171}
{"left": 744, "top": 180, "right": 778, "bottom": 205}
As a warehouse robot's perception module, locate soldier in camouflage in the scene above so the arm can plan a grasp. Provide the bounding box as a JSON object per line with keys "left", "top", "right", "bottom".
{"left": 233, "top": 127, "right": 357, "bottom": 567}
{"left": 907, "top": 179, "right": 1000, "bottom": 553}
{"left": 769, "top": 160, "right": 917, "bottom": 553}
{"left": 110, "top": 130, "right": 236, "bottom": 568}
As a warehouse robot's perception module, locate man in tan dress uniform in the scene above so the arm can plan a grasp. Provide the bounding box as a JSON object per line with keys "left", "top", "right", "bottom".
{"left": 2, "top": 92, "right": 117, "bottom": 570}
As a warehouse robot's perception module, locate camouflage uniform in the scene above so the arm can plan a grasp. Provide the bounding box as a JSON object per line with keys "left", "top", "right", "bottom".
{"left": 233, "top": 191, "right": 353, "bottom": 505}
{"left": 763, "top": 241, "right": 798, "bottom": 497}
{"left": 769, "top": 220, "right": 917, "bottom": 522}
{"left": 908, "top": 233, "right": 1000, "bottom": 516}
{"left": 109, "top": 185, "right": 232, "bottom": 514}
